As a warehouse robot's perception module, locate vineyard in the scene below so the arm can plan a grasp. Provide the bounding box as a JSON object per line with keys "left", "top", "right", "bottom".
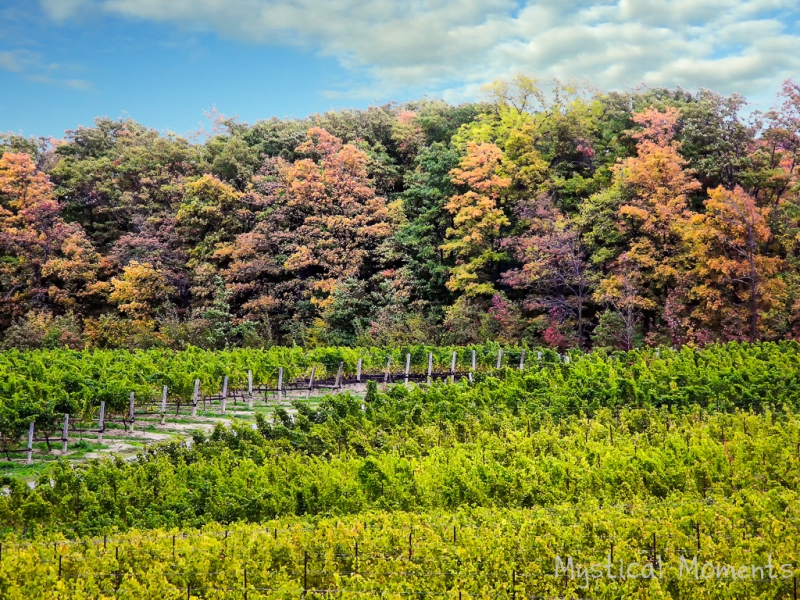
{"left": 2, "top": 341, "right": 800, "bottom": 597}
{"left": 0, "top": 344, "right": 551, "bottom": 470}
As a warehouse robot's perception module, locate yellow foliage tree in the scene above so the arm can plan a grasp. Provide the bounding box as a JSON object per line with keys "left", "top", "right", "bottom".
{"left": 176, "top": 174, "right": 244, "bottom": 303}
{"left": 442, "top": 142, "right": 511, "bottom": 295}
{"left": 109, "top": 261, "right": 172, "bottom": 322}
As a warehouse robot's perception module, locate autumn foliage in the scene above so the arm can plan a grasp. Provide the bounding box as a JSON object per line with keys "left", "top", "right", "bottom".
{"left": 4, "top": 78, "right": 800, "bottom": 349}
{"left": 0, "top": 153, "right": 98, "bottom": 319}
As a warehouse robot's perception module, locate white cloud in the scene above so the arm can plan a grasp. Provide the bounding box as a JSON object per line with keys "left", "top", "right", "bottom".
{"left": 0, "top": 47, "right": 93, "bottom": 90}
{"left": 27, "top": 74, "right": 94, "bottom": 90}
{"left": 0, "top": 51, "right": 23, "bottom": 72}
{"left": 38, "top": 0, "right": 800, "bottom": 101}
{"left": 40, "top": 0, "right": 96, "bottom": 21}
{"left": 0, "top": 49, "right": 39, "bottom": 73}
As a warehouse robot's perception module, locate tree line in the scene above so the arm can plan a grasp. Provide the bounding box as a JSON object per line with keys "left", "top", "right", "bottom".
{"left": 2, "top": 75, "right": 800, "bottom": 350}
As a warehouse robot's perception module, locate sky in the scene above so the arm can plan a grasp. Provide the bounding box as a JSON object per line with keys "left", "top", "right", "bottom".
{"left": 2, "top": 0, "right": 800, "bottom": 139}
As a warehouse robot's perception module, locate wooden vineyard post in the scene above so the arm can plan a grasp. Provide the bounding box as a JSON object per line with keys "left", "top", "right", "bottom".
{"left": 356, "top": 358, "right": 362, "bottom": 384}
{"left": 450, "top": 351, "right": 457, "bottom": 383}
{"left": 496, "top": 348, "right": 503, "bottom": 370}
{"left": 129, "top": 392, "right": 135, "bottom": 432}
{"left": 97, "top": 402, "right": 106, "bottom": 443}
{"left": 335, "top": 362, "right": 344, "bottom": 392}
{"left": 306, "top": 367, "right": 316, "bottom": 401}
{"left": 513, "top": 570, "right": 517, "bottom": 600}
{"left": 564, "top": 354, "right": 571, "bottom": 365}
{"left": 427, "top": 353, "right": 433, "bottom": 384}
{"left": 537, "top": 350, "right": 542, "bottom": 362}
{"left": 303, "top": 550, "right": 308, "bottom": 594}
{"left": 62, "top": 414, "right": 69, "bottom": 455}
{"left": 191, "top": 379, "right": 200, "bottom": 417}
{"left": 404, "top": 354, "right": 411, "bottom": 386}
{"left": 26, "top": 421, "right": 34, "bottom": 465}
{"left": 470, "top": 350, "right": 476, "bottom": 382}
{"left": 221, "top": 375, "right": 229, "bottom": 414}
{"left": 247, "top": 370, "right": 254, "bottom": 410}
{"left": 160, "top": 386, "right": 167, "bottom": 424}
{"left": 277, "top": 367, "right": 284, "bottom": 403}
{"left": 383, "top": 357, "right": 392, "bottom": 390}
{"left": 696, "top": 522, "right": 701, "bottom": 552}
{"left": 519, "top": 350, "right": 525, "bottom": 370}
{"left": 652, "top": 532, "right": 657, "bottom": 564}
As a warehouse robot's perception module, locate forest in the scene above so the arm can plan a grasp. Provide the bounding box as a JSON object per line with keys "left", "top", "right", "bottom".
{"left": 2, "top": 75, "right": 800, "bottom": 351}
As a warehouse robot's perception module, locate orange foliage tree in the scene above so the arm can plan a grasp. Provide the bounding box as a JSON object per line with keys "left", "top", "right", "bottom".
{"left": 0, "top": 153, "right": 98, "bottom": 324}
{"left": 225, "top": 128, "right": 393, "bottom": 328}
{"left": 614, "top": 107, "right": 701, "bottom": 294}
{"left": 684, "top": 185, "right": 785, "bottom": 342}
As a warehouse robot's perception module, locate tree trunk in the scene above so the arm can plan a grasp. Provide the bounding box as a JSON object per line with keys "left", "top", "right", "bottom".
{"left": 748, "top": 244, "right": 758, "bottom": 343}
{"left": 625, "top": 304, "right": 635, "bottom": 351}
{"left": 749, "top": 272, "right": 758, "bottom": 343}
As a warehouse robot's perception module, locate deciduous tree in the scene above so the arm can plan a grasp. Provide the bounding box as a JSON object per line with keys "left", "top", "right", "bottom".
{"left": 0, "top": 153, "right": 98, "bottom": 324}
{"left": 504, "top": 198, "right": 591, "bottom": 347}
{"left": 109, "top": 261, "right": 172, "bottom": 322}
{"left": 684, "top": 185, "right": 785, "bottom": 342}
{"left": 593, "top": 254, "right": 653, "bottom": 350}
{"left": 442, "top": 142, "right": 511, "bottom": 295}
{"left": 225, "top": 129, "right": 393, "bottom": 339}
{"left": 615, "top": 107, "right": 701, "bottom": 291}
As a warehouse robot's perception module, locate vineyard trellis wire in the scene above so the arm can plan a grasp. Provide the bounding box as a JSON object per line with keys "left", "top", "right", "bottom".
{"left": 1, "top": 345, "right": 569, "bottom": 464}
{"left": 4, "top": 342, "right": 800, "bottom": 598}
{"left": 3, "top": 511, "right": 800, "bottom": 598}
{"left": 5, "top": 340, "right": 800, "bottom": 447}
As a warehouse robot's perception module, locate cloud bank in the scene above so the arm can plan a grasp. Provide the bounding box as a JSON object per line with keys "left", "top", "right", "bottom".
{"left": 39, "top": 0, "right": 800, "bottom": 100}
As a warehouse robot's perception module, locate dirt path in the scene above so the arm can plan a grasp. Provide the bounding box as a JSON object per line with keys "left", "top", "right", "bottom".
{"left": 6, "top": 385, "right": 372, "bottom": 482}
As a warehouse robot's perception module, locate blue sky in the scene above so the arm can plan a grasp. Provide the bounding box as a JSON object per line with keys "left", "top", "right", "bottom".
{"left": 2, "top": 0, "right": 800, "bottom": 139}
